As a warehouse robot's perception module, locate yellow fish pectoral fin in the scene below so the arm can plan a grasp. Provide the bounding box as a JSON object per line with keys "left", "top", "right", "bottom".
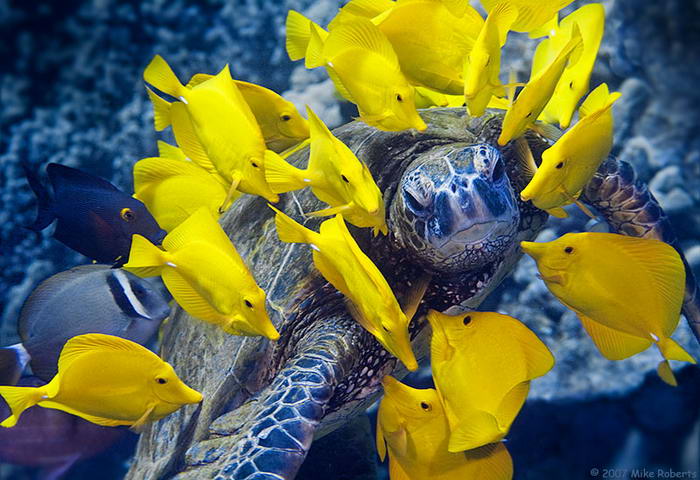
{"left": 529, "top": 122, "right": 564, "bottom": 141}
{"left": 462, "top": 442, "right": 514, "bottom": 480}
{"left": 39, "top": 400, "right": 131, "bottom": 427}
{"left": 578, "top": 315, "right": 652, "bottom": 361}
{"left": 447, "top": 410, "right": 503, "bottom": 453}
{"left": 400, "top": 273, "right": 431, "bottom": 321}
{"left": 494, "top": 381, "right": 530, "bottom": 433}
{"left": 657, "top": 360, "right": 678, "bottom": 387}
{"left": 514, "top": 137, "right": 538, "bottom": 180}
{"left": 388, "top": 455, "right": 411, "bottom": 480}
{"left": 130, "top": 404, "right": 156, "bottom": 432}
{"left": 161, "top": 269, "right": 224, "bottom": 327}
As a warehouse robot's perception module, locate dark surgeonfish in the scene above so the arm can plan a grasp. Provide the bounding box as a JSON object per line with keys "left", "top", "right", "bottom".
{"left": 23, "top": 162, "right": 167, "bottom": 266}
{"left": 0, "top": 265, "right": 171, "bottom": 384}
{"left": 0, "top": 376, "right": 127, "bottom": 480}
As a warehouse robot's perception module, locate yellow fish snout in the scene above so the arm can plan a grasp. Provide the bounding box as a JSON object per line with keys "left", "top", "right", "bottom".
{"left": 520, "top": 241, "right": 548, "bottom": 261}
{"left": 182, "top": 385, "right": 204, "bottom": 405}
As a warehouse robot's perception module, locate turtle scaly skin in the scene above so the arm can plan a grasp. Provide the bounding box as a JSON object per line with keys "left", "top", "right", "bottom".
{"left": 126, "top": 109, "right": 700, "bottom": 480}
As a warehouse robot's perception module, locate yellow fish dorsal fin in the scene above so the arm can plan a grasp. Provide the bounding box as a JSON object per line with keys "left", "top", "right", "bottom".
{"left": 514, "top": 137, "right": 538, "bottom": 180}
{"left": 324, "top": 18, "right": 400, "bottom": 72}
{"left": 448, "top": 409, "right": 502, "bottom": 452}
{"left": 164, "top": 207, "right": 234, "bottom": 256}
{"left": 145, "top": 87, "right": 172, "bottom": 131}
{"left": 170, "top": 102, "right": 216, "bottom": 172}
{"left": 341, "top": 0, "right": 395, "bottom": 19}
{"left": 305, "top": 105, "right": 336, "bottom": 168}
{"left": 579, "top": 83, "right": 622, "bottom": 118}
{"left": 212, "top": 65, "right": 260, "bottom": 130}
{"left": 400, "top": 274, "right": 431, "bottom": 321}
{"left": 134, "top": 157, "right": 211, "bottom": 191}
{"left": 578, "top": 314, "right": 652, "bottom": 360}
{"left": 305, "top": 23, "right": 329, "bottom": 69}
{"left": 157, "top": 140, "right": 188, "bottom": 161}
{"left": 529, "top": 13, "right": 559, "bottom": 38}
{"left": 58, "top": 334, "right": 154, "bottom": 375}
{"left": 388, "top": 457, "right": 411, "bottom": 480}
{"left": 161, "top": 269, "right": 224, "bottom": 325}
{"left": 487, "top": 2, "right": 518, "bottom": 47}
{"left": 464, "top": 442, "right": 514, "bottom": 480}
{"left": 439, "top": 0, "right": 470, "bottom": 18}
{"left": 657, "top": 360, "right": 677, "bottom": 387}
{"left": 186, "top": 73, "right": 213, "bottom": 89}
{"left": 38, "top": 400, "right": 132, "bottom": 427}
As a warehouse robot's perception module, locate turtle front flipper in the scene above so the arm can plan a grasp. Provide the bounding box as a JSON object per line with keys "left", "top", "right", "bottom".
{"left": 581, "top": 157, "right": 700, "bottom": 343}
{"left": 175, "top": 311, "right": 375, "bottom": 480}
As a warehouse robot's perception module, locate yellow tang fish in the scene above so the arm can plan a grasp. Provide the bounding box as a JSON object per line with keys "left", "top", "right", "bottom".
{"left": 331, "top": 0, "right": 484, "bottom": 96}
{"left": 520, "top": 83, "right": 621, "bottom": 213}
{"left": 427, "top": 310, "right": 554, "bottom": 451}
{"left": 270, "top": 208, "right": 419, "bottom": 371}
{"left": 463, "top": 2, "right": 517, "bottom": 117}
{"left": 186, "top": 74, "right": 310, "bottom": 153}
{"left": 480, "top": 0, "right": 574, "bottom": 33}
{"left": 133, "top": 141, "right": 238, "bottom": 232}
{"left": 124, "top": 207, "right": 279, "bottom": 340}
{"left": 521, "top": 233, "right": 696, "bottom": 386}
{"left": 288, "top": 14, "right": 427, "bottom": 132}
{"left": 0, "top": 333, "right": 202, "bottom": 428}
{"left": 534, "top": 4, "right": 605, "bottom": 128}
{"left": 376, "top": 376, "right": 513, "bottom": 480}
{"left": 497, "top": 24, "right": 582, "bottom": 145}
{"left": 143, "top": 56, "right": 279, "bottom": 205}
{"left": 264, "top": 106, "right": 387, "bottom": 236}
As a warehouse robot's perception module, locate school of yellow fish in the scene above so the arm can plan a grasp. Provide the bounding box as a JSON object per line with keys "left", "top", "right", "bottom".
{"left": 1, "top": 1, "right": 696, "bottom": 479}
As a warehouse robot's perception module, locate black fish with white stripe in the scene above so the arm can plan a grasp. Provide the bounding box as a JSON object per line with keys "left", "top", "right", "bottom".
{"left": 0, "top": 265, "right": 170, "bottom": 384}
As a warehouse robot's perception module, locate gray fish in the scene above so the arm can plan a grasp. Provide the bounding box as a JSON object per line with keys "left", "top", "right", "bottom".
{"left": 0, "top": 376, "right": 127, "bottom": 480}
{"left": 0, "top": 264, "right": 170, "bottom": 384}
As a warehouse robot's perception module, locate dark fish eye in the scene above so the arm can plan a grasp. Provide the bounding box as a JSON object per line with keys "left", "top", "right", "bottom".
{"left": 565, "top": 246, "right": 574, "bottom": 254}
{"left": 382, "top": 325, "right": 390, "bottom": 332}
{"left": 156, "top": 378, "right": 167, "bottom": 384}
{"left": 251, "top": 161, "right": 259, "bottom": 168}
{"left": 569, "top": 81, "right": 574, "bottom": 89}
{"left": 525, "top": 112, "right": 532, "bottom": 118}
{"left": 396, "top": 94, "right": 403, "bottom": 102}
{"left": 420, "top": 401, "right": 432, "bottom": 411}
{"left": 341, "top": 174, "right": 350, "bottom": 183}
{"left": 463, "top": 315, "right": 472, "bottom": 326}
{"left": 281, "top": 114, "right": 292, "bottom": 121}
{"left": 556, "top": 162, "right": 564, "bottom": 169}
{"left": 245, "top": 299, "right": 253, "bottom": 308}
{"left": 120, "top": 208, "right": 135, "bottom": 222}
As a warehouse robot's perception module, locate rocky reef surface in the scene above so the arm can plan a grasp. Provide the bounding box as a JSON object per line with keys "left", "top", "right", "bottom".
{"left": 1, "top": 0, "right": 699, "bottom": 478}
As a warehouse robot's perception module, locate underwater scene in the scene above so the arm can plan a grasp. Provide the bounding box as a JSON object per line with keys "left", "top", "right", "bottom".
{"left": 1, "top": 0, "right": 699, "bottom": 479}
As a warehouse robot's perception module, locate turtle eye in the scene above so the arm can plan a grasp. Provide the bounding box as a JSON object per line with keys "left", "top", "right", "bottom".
{"left": 492, "top": 158, "right": 505, "bottom": 181}
{"left": 156, "top": 378, "right": 167, "bottom": 385}
{"left": 281, "top": 114, "right": 292, "bottom": 121}
{"left": 420, "top": 401, "right": 432, "bottom": 411}
{"left": 556, "top": 162, "right": 564, "bottom": 169}
{"left": 121, "top": 208, "right": 135, "bottom": 222}
{"left": 564, "top": 246, "right": 574, "bottom": 254}
{"left": 396, "top": 94, "right": 403, "bottom": 102}
{"left": 341, "top": 174, "right": 350, "bottom": 183}
{"left": 463, "top": 315, "right": 472, "bottom": 326}
{"left": 245, "top": 299, "right": 253, "bottom": 308}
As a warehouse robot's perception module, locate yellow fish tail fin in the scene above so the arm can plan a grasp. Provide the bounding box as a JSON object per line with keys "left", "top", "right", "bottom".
{"left": 143, "top": 55, "right": 184, "bottom": 99}
{"left": 447, "top": 410, "right": 503, "bottom": 453}
{"left": 185, "top": 73, "right": 213, "bottom": 89}
{"left": 578, "top": 314, "right": 652, "bottom": 360}
{"left": 657, "top": 337, "right": 696, "bottom": 364}
{"left": 156, "top": 140, "right": 187, "bottom": 161}
{"left": 305, "top": 23, "right": 329, "bottom": 69}
{"left": 657, "top": 360, "right": 677, "bottom": 387}
{"left": 341, "top": 0, "right": 394, "bottom": 19}
{"left": 263, "top": 150, "right": 306, "bottom": 194}
{"left": 0, "top": 385, "right": 45, "bottom": 428}
{"left": 145, "top": 87, "right": 172, "bottom": 131}
{"left": 286, "top": 10, "right": 312, "bottom": 61}
{"left": 123, "top": 234, "right": 167, "bottom": 277}
{"left": 269, "top": 205, "right": 316, "bottom": 244}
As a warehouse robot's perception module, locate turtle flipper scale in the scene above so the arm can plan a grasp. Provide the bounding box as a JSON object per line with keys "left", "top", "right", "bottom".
{"left": 175, "top": 320, "right": 358, "bottom": 480}
{"left": 581, "top": 157, "right": 700, "bottom": 343}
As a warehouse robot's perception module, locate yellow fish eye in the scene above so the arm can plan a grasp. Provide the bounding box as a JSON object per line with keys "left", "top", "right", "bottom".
{"left": 280, "top": 114, "right": 291, "bottom": 121}
{"left": 251, "top": 161, "right": 259, "bottom": 168}
{"left": 462, "top": 315, "right": 472, "bottom": 326}
{"left": 120, "top": 208, "right": 135, "bottom": 222}
{"left": 245, "top": 299, "right": 253, "bottom": 308}
{"left": 341, "top": 174, "right": 350, "bottom": 184}
{"left": 395, "top": 94, "right": 403, "bottom": 103}
{"left": 564, "top": 246, "right": 574, "bottom": 254}
{"left": 555, "top": 162, "right": 565, "bottom": 169}
{"left": 420, "top": 401, "right": 432, "bottom": 412}
{"left": 156, "top": 377, "right": 167, "bottom": 385}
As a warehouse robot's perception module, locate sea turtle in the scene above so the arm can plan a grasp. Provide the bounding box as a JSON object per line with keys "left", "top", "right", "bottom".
{"left": 126, "top": 108, "right": 700, "bottom": 480}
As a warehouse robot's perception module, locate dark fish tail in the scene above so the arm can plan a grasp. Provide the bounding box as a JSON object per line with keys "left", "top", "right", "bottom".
{"left": 0, "top": 344, "right": 30, "bottom": 386}
{"left": 22, "top": 163, "right": 55, "bottom": 231}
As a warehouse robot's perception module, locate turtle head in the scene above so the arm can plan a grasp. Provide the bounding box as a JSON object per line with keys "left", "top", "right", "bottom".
{"left": 391, "top": 144, "right": 519, "bottom": 273}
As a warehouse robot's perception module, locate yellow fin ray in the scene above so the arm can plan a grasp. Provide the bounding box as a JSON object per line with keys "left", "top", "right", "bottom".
{"left": 263, "top": 149, "right": 307, "bottom": 193}
{"left": 157, "top": 140, "right": 187, "bottom": 161}
{"left": 145, "top": 87, "right": 172, "bottom": 131}
{"left": 578, "top": 314, "right": 652, "bottom": 360}
{"left": 494, "top": 381, "right": 530, "bottom": 430}
{"left": 123, "top": 234, "right": 167, "bottom": 277}
{"left": 39, "top": 400, "right": 132, "bottom": 427}
{"left": 657, "top": 337, "right": 696, "bottom": 364}
{"left": 388, "top": 457, "right": 411, "bottom": 480}
{"left": 326, "top": 66, "right": 356, "bottom": 103}
{"left": 143, "top": 55, "right": 184, "bottom": 99}
{"left": 463, "top": 442, "right": 514, "bottom": 480}
{"left": 163, "top": 208, "right": 233, "bottom": 256}
{"left": 270, "top": 205, "right": 316, "bottom": 244}
{"left": 286, "top": 10, "right": 313, "bottom": 61}
{"left": 305, "top": 23, "right": 329, "bottom": 69}
{"left": 447, "top": 409, "right": 503, "bottom": 452}
{"left": 186, "top": 73, "right": 212, "bottom": 89}
{"left": 170, "top": 102, "right": 216, "bottom": 172}
{"left": 161, "top": 268, "right": 223, "bottom": 326}
{"left": 657, "top": 360, "right": 678, "bottom": 387}
{"left": 0, "top": 385, "right": 45, "bottom": 428}
{"left": 324, "top": 18, "right": 399, "bottom": 71}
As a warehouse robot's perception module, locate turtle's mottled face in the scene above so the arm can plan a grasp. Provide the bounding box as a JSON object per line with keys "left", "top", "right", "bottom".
{"left": 391, "top": 144, "right": 519, "bottom": 273}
